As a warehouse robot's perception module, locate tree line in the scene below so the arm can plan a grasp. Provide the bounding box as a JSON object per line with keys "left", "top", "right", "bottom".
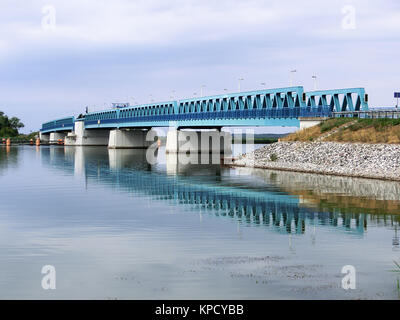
{"left": 0, "top": 111, "right": 25, "bottom": 137}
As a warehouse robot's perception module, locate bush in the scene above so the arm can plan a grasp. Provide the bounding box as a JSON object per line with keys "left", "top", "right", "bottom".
{"left": 270, "top": 153, "right": 278, "bottom": 161}
{"left": 0, "top": 126, "right": 18, "bottom": 137}
{"left": 0, "top": 111, "right": 24, "bottom": 137}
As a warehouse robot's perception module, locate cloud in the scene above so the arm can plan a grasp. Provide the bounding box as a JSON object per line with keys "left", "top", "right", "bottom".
{"left": 0, "top": 0, "right": 399, "bottom": 132}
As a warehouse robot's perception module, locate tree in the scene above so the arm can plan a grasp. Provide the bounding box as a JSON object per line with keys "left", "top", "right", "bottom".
{"left": 9, "top": 117, "right": 24, "bottom": 130}
{"left": 0, "top": 111, "right": 25, "bottom": 137}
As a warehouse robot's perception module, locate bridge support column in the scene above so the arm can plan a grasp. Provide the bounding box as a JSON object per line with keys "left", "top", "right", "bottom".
{"left": 39, "top": 132, "right": 50, "bottom": 143}
{"left": 166, "top": 130, "right": 232, "bottom": 155}
{"left": 65, "top": 120, "right": 109, "bottom": 146}
{"left": 49, "top": 132, "right": 67, "bottom": 144}
{"left": 64, "top": 132, "right": 76, "bottom": 146}
{"left": 108, "top": 129, "right": 150, "bottom": 149}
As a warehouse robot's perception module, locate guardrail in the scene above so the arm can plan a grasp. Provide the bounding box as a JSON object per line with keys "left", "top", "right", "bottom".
{"left": 333, "top": 110, "right": 400, "bottom": 119}
{"left": 41, "top": 117, "right": 75, "bottom": 132}
{"left": 84, "top": 106, "right": 332, "bottom": 126}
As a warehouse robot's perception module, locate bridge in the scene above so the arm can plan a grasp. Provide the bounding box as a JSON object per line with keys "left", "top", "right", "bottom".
{"left": 39, "top": 86, "right": 369, "bottom": 150}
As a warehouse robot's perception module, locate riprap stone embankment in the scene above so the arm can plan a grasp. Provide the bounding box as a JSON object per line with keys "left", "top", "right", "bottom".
{"left": 232, "top": 142, "right": 400, "bottom": 181}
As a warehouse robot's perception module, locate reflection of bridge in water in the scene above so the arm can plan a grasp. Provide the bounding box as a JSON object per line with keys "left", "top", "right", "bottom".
{"left": 38, "top": 146, "right": 394, "bottom": 236}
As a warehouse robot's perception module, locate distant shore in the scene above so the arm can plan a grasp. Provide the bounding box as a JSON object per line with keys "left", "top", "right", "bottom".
{"left": 231, "top": 141, "right": 400, "bottom": 182}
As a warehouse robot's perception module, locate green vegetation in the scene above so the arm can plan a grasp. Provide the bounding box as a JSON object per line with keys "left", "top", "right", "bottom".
{"left": 347, "top": 118, "right": 400, "bottom": 132}
{"left": 9, "top": 132, "right": 38, "bottom": 143}
{"left": 0, "top": 111, "right": 24, "bottom": 137}
{"left": 319, "top": 118, "right": 354, "bottom": 133}
{"left": 283, "top": 118, "right": 400, "bottom": 144}
{"left": 269, "top": 153, "right": 278, "bottom": 161}
{"left": 391, "top": 260, "right": 400, "bottom": 297}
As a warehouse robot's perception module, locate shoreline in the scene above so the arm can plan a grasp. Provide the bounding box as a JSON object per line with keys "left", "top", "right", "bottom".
{"left": 230, "top": 141, "right": 400, "bottom": 182}
{"left": 230, "top": 162, "right": 400, "bottom": 182}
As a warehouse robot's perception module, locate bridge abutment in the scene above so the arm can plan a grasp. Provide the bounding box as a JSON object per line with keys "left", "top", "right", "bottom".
{"left": 299, "top": 117, "right": 329, "bottom": 130}
{"left": 108, "top": 129, "right": 150, "bottom": 149}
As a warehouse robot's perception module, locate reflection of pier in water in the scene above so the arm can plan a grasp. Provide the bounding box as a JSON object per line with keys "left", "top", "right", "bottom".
{"left": 39, "top": 146, "right": 400, "bottom": 236}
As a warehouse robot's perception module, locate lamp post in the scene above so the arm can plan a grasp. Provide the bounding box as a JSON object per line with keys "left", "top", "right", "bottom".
{"left": 238, "top": 78, "right": 244, "bottom": 93}
{"left": 200, "top": 85, "right": 206, "bottom": 97}
{"left": 290, "top": 70, "right": 297, "bottom": 86}
{"left": 312, "top": 75, "right": 318, "bottom": 90}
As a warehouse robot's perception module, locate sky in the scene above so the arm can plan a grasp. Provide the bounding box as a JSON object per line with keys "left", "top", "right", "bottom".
{"left": 0, "top": 0, "right": 399, "bottom": 133}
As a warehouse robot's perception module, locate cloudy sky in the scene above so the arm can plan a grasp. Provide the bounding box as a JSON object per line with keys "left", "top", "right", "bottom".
{"left": 0, "top": 0, "right": 399, "bottom": 132}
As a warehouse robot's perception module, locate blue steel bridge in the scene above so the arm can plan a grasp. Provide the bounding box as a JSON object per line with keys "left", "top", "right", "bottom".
{"left": 40, "top": 86, "right": 368, "bottom": 133}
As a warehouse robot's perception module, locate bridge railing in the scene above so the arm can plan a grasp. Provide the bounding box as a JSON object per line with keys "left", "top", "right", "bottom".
{"left": 306, "top": 88, "right": 368, "bottom": 112}
{"left": 333, "top": 110, "right": 400, "bottom": 119}
{"left": 84, "top": 106, "right": 332, "bottom": 126}
{"left": 41, "top": 116, "right": 75, "bottom": 132}
{"left": 40, "top": 87, "right": 371, "bottom": 131}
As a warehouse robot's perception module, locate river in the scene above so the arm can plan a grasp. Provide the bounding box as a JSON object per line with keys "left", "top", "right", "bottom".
{"left": 0, "top": 144, "right": 399, "bottom": 299}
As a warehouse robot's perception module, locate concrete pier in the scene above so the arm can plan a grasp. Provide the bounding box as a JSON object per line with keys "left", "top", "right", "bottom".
{"left": 39, "top": 132, "right": 50, "bottom": 143}
{"left": 64, "top": 120, "right": 109, "bottom": 146}
{"left": 49, "top": 132, "right": 67, "bottom": 144}
{"left": 165, "top": 130, "right": 232, "bottom": 154}
{"left": 108, "top": 129, "right": 150, "bottom": 149}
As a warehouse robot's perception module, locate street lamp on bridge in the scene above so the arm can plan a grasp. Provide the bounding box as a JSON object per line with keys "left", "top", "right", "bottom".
{"left": 200, "top": 85, "right": 206, "bottom": 97}
{"left": 312, "top": 75, "right": 318, "bottom": 91}
{"left": 238, "top": 78, "right": 244, "bottom": 93}
{"left": 290, "top": 70, "right": 297, "bottom": 86}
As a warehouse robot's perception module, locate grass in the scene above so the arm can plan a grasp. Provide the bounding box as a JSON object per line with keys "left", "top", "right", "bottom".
{"left": 392, "top": 260, "right": 400, "bottom": 297}
{"left": 281, "top": 124, "right": 321, "bottom": 142}
{"left": 320, "top": 118, "right": 355, "bottom": 133}
{"left": 282, "top": 118, "right": 400, "bottom": 144}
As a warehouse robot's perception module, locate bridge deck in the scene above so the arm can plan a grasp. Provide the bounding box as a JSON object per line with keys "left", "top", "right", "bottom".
{"left": 40, "top": 86, "right": 369, "bottom": 132}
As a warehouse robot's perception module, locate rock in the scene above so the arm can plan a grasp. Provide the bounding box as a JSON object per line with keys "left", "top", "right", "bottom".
{"left": 232, "top": 142, "right": 400, "bottom": 181}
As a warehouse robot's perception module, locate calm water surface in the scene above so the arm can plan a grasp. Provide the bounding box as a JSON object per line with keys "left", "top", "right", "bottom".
{"left": 0, "top": 144, "right": 399, "bottom": 299}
